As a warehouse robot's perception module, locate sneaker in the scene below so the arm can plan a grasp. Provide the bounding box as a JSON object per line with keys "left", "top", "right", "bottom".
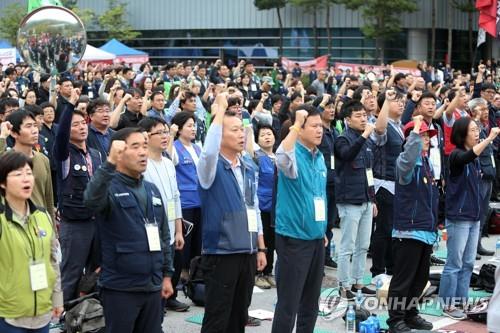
{"left": 255, "top": 276, "right": 271, "bottom": 289}
{"left": 165, "top": 298, "right": 190, "bottom": 312}
{"left": 405, "top": 315, "right": 433, "bottom": 330}
{"left": 265, "top": 275, "right": 276, "bottom": 288}
{"left": 351, "top": 285, "right": 376, "bottom": 295}
{"left": 246, "top": 317, "right": 261, "bottom": 327}
{"left": 388, "top": 320, "right": 411, "bottom": 333}
{"left": 430, "top": 255, "right": 446, "bottom": 266}
{"left": 324, "top": 257, "right": 337, "bottom": 269}
{"left": 443, "top": 307, "right": 467, "bottom": 320}
{"left": 340, "top": 287, "right": 355, "bottom": 301}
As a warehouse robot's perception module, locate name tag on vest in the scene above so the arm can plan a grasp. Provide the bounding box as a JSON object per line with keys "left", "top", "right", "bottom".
{"left": 30, "top": 261, "right": 48, "bottom": 291}
{"left": 145, "top": 224, "right": 161, "bottom": 251}
{"left": 247, "top": 208, "right": 258, "bottom": 232}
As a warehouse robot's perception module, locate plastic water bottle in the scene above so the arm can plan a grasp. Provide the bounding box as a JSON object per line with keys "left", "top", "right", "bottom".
{"left": 496, "top": 238, "right": 500, "bottom": 258}
{"left": 330, "top": 241, "right": 336, "bottom": 260}
{"left": 375, "top": 279, "right": 383, "bottom": 298}
{"left": 355, "top": 289, "right": 363, "bottom": 309}
{"left": 346, "top": 305, "right": 356, "bottom": 333}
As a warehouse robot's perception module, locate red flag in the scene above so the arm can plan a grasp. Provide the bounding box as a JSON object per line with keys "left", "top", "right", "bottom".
{"left": 476, "top": 0, "right": 498, "bottom": 37}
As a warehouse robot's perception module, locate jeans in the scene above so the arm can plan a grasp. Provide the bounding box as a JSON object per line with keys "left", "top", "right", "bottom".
{"left": 337, "top": 202, "right": 373, "bottom": 287}
{"left": 438, "top": 220, "right": 480, "bottom": 306}
{"left": 0, "top": 319, "right": 49, "bottom": 333}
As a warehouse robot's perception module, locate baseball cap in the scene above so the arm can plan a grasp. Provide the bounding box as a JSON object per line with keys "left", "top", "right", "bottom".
{"left": 403, "top": 121, "right": 438, "bottom": 138}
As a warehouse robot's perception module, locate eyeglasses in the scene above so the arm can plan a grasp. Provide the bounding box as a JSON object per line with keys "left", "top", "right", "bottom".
{"left": 94, "top": 108, "right": 111, "bottom": 113}
{"left": 150, "top": 130, "right": 170, "bottom": 136}
{"left": 484, "top": 90, "right": 496, "bottom": 95}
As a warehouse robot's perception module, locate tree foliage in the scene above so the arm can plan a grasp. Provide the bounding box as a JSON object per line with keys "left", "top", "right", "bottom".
{"left": 98, "top": 0, "right": 140, "bottom": 41}
{"left": 338, "top": 0, "right": 417, "bottom": 62}
{"left": 0, "top": 3, "right": 28, "bottom": 45}
{"left": 254, "top": 0, "right": 287, "bottom": 57}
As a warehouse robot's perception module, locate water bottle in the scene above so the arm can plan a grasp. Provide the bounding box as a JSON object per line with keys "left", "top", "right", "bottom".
{"left": 375, "top": 278, "right": 383, "bottom": 298}
{"left": 355, "top": 289, "right": 364, "bottom": 310}
{"left": 346, "top": 305, "right": 356, "bottom": 333}
{"left": 496, "top": 238, "right": 500, "bottom": 258}
{"left": 330, "top": 241, "right": 336, "bottom": 260}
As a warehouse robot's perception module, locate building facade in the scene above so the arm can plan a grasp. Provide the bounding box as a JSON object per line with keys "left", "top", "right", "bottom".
{"left": 2, "top": 0, "right": 498, "bottom": 69}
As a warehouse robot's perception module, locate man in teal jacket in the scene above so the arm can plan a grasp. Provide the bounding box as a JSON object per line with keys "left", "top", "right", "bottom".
{"left": 272, "top": 104, "right": 328, "bottom": 333}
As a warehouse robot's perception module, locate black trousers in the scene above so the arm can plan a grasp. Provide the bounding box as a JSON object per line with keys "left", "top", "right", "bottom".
{"left": 101, "top": 289, "right": 163, "bottom": 333}
{"left": 387, "top": 238, "right": 432, "bottom": 326}
{"left": 171, "top": 245, "right": 183, "bottom": 299}
{"left": 201, "top": 254, "right": 256, "bottom": 333}
{"left": 272, "top": 235, "right": 325, "bottom": 333}
{"left": 260, "top": 211, "right": 275, "bottom": 275}
{"left": 370, "top": 188, "right": 394, "bottom": 276}
{"left": 182, "top": 207, "right": 202, "bottom": 269}
{"left": 325, "top": 185, "right": 337, "bottom": 259}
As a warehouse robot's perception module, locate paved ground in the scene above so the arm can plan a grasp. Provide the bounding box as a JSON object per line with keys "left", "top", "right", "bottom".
{"left": 160, "top": 232, "right": 499, "bottom": 333}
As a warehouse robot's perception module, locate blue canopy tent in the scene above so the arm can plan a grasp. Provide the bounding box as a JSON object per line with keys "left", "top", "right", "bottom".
{"left": 99, "top": 39, "right": 148, "bottom": 64}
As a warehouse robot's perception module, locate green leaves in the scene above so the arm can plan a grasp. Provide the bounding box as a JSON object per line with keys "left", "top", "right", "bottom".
{"left": 0, "top": 3, "right": 27, "bottom": 45}
{"left": 254, "top": 0, "right": 287, "bottom": 10}
{"left": 98, "top": 0, "right": 141, "bottom": 41}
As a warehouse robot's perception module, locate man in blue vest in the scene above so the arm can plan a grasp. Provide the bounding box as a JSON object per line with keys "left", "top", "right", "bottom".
{"left": 84, "top": 128, "right": 174, "bottom": 333}
{"left": 197, "top": 93, "right": 267, "bottom": 333}
{"left": 334, "top": 100, "right": 379, "bottom": 300}
{"left": 272, "top": 104, "right": 328, "bottom": 333}
{"left": 370, "top": 89, "right": 405, "bottom": 277}
{"left": 53, "top": 88, "right": 104, "bottom": 303}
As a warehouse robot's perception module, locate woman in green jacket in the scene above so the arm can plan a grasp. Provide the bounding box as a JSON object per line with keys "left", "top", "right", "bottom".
{"left": 0, "top": 151, "right": 63, "bottom": 333}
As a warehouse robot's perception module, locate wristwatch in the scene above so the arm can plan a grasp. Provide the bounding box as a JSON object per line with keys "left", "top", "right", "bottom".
{"left": 258, "top": 248, "right": 268, "bottom": 254}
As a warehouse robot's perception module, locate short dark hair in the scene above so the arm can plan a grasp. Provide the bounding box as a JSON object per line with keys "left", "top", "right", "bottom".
{"left": 290, "top": 104, "right": 321, "bottom": 125}
{"left": 122, "top": 67, "right": 133, "bottom": 75}
{"left": 313, "top": 96, "right": 334, "bottom": 108}
{"left": 0, "top": 151, "right": 33, "bottom": 196}
{"left": 352, "top": 86, "right": 371, "bottom": 102}
{"left": 290, "top": 91, "right": 302, "bottom": 102}
{"left": 416, "top": 91, "right": 437, "bottom": 107}
{"left": 24, "top": 104, "right": 43, "bottom": 117}
{"left": 138, "top": 117, "right": 167, "bottom": 132}
{"left": 110, "top": 127, "right": 144, "bottom": 146}
{"left": 58, "top": 77, "right": 73, "bottom": 86}
{"left": 451, "top": 117, "right": 472, "bottom": 149}
{"left": 151, "top": 91, "right": 164, "bottom": 101}
{"left": 4, "top": 67, "right": 16, "bottom": 77}
{"left": 447, "top": 88, "right": 460, "bottom": 101}
{"left": 39, "top": 102, "right": 55, "bottom": 112}
{"left": 271, "top": 94, "right": 282, "bottom": 106}
{"left": 6, "top": 110, "right": 36, "bottom": 134}
{"left": 88, "top": 98, "right": 110, "bottom": 116}
{"left": 180, "top": 91, "right": 196, "bottom": 106}
{"left": 342, "top": 100, "right": 365, "bottom": 118}
{"left": 254, "top": 124, "right": 275, "bottom": 143}
{"left": 0, "top": 98, "right": 19, "bottom": 114}
{"left": 377, "top": 90, "right": 405, "bottom": 109}
{"left": 72, "top": 109, "right": 87, "bottom": 120}
{"left": 394, "top": 73, "right": 407, "bottom": 83}
{"left": 125, "top": 87, "right": 143, "bottom": 97}
{"left": 171, "top": 111, "right": 196, "bottom": 138}
{"left": 481, "top": 83, "right": 497, "bottom": 92}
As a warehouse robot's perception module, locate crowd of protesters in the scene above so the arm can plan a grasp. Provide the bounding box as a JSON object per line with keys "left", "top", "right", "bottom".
{"left": 0, "top": 56, "right": 499, "bottom": 333}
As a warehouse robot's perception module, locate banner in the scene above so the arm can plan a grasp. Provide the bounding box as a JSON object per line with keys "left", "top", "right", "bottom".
{"left": 0, "top": 48, "right": 17, "bottom": 66}
{"left": 28, "top": 0, "right": 62, "bottom": 12}
{"left": 334, "top": 62, "right": 421, "bottom": 78}
{"left": 281, "top": 55, "right": 329, "bottom": 72}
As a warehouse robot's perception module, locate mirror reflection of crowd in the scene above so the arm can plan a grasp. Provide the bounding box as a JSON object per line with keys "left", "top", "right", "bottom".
{"left": 22, "top": 32, "right": 84, "bottom": 74}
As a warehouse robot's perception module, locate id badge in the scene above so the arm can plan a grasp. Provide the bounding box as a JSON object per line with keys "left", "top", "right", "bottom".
{"left": 314, "top": 197, "right": 326, "bottom": 222}
{"left": 88, "top": 91, "right": 94, "bottom": 99}
{"left": 251, "top": 83, "right": 257, "bottom": 91}
{"left": 330, "top": 155, "right": 335, "bottom": 170}
{"left": 247, "top": 208, "right": 258, "bottom": 233}
{"left": 145, "top": 224, "right": 161, "bottom": 252}
{"left": 366, "top": 168, "right": 374, "bottom": 187}
{"left": 167, "top": 200, "right": 176, "bottom": 221}
{"left": 29, "top": 261, "right": 48, "bottom": 291}
{"left": 491, "top": 155, "right": 496, "bottom": 169}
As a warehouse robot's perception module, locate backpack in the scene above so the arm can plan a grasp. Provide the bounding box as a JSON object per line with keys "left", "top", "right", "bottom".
{"left": 64, "top": 293, "right": 105, "bottom": 333}
{"left": 478, "top": 264, "right": 497, "bottom": 293}
{"left": 183, "top": 256, "right": 206, "bottom": 306}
